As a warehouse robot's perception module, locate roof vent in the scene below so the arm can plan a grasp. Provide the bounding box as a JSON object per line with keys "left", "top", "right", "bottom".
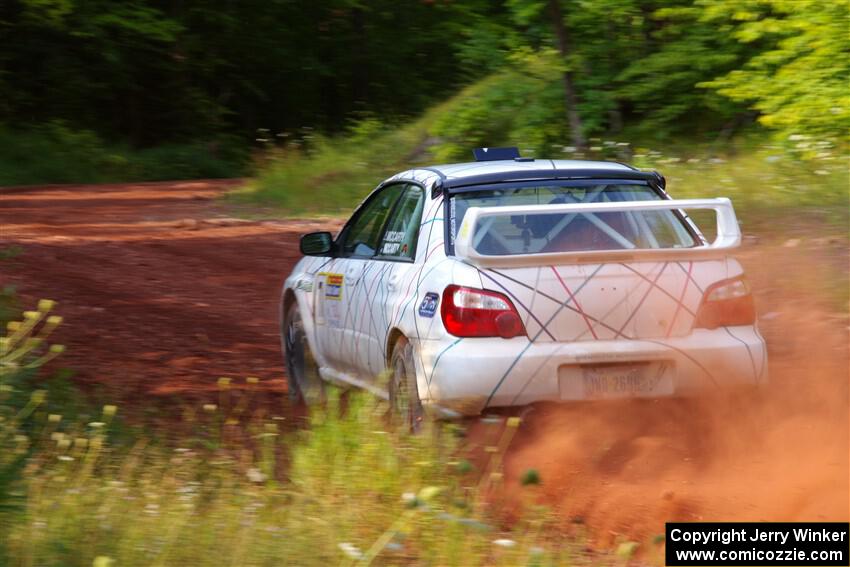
{"left": 472, "top": 146, "right": 520, "bottom": 162}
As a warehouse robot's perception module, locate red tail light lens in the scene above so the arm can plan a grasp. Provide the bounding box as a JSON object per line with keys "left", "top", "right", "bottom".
{"left": 694, "top": 276, "right": 756, "bottom": 329}
{"left": 441, "top": 285, "right": 527, "bottom": 338}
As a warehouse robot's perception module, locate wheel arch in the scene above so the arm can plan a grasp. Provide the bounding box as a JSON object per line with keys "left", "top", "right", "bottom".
{"left": 385, "top": 327, "right": 406, "bottom": 365}
{"left": 281, "top": 285, "right": 328, "bottom": 369}
{"left": 281, "top": 288, "right": 297, "bottom": 326}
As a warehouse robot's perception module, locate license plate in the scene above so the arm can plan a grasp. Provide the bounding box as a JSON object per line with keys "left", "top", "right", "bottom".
{"left": 559, "top": 361, "right": 675, "bottom": 400}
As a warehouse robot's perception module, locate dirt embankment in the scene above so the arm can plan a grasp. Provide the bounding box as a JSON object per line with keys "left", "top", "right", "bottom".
{"left": 2, "top": 181, "right": 847, "bottom": 552}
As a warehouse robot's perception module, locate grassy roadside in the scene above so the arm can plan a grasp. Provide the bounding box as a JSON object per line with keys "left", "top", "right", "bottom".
{"left": 0, "top": 123, "right": 248, "bottom": 186}
{"left": 238, "top": 75, "right": 848, "bottom": 229}
{"left": 0, "top": 301, "right": 608, "bottom": 566}
{"left": 240, "top": 115, "right": 848, "bottom": 315}
{"left": 232, "top": 74, "right": 522, "bottom": 215}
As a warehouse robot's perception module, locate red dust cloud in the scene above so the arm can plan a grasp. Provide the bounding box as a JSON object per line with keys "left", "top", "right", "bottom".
{"left": 489, "top": 243, "right": 849, "bottom": 548}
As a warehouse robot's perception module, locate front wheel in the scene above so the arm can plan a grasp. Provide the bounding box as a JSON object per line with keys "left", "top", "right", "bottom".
{"left": 283, "top": 301, "right": 324, "bottom": 407}
{"left": 389, "top": 336, "right": 425, "bottom": 432}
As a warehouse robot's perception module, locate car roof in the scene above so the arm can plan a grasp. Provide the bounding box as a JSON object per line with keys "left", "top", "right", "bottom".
{"left": 430, "top": 159, "right": 635, "bottom": 180}
{"left": 385, "top": 158, "right": 662, "bottom": 195}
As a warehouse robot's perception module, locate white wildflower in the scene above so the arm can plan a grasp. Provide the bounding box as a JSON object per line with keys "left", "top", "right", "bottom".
{"left": 338, "top": 543, "right": 363, "bottom": 560}
{"left": 246, "top": 468, "right": 267, "bottom": 483}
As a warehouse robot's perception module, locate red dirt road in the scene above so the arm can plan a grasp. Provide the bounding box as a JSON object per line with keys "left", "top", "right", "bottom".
{"left": 1, "top": 180, "right": 338, "bottom": 399}
{"left": 2, "top": 181, "right": 848, "bottom": 553}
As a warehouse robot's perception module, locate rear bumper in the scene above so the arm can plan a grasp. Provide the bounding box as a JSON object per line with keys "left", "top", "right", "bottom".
{"left": 417, "top": 326, "right": 767, "bottom": 416}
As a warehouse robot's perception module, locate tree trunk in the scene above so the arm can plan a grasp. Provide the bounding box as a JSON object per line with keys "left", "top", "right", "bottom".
{"left": 351, "top": 6, "right": 368, "bottom": 108}
{"left": 608, "top": 106, "right": 623, "bottom": 134}
{"left": 548, "top": 0, "right": 586, "bottom": 150}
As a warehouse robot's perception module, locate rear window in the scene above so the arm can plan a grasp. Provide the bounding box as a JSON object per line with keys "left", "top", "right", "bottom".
{"left": 449, "top": 182, "right": 696, "bottom": 255}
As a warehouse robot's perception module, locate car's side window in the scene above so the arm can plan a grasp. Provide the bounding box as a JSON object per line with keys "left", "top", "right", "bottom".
{"left": 339, "top": 184, "right": 406, "bottom": 258}
{"left": 377, "top": 185, "right": 425, "bottom": 261}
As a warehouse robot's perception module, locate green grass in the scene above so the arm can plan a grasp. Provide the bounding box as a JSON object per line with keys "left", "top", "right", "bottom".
{"left": 235, "top": 76, "right": 511, "bottom": 215}
{"left": 244, "top": 121, "right": 848, "bottom": 315}
{"left": 0, "top": 122, "right": 248, "bottom": 186}
{"left": 1, "top": 305, "right": 606, "bottom": 566}
{"left": 243, "top": 75, "right": 848, "bottom": 228}
{"left": 2, "top": 392, "right": 589, "bottom": 566}
{"left": 627, "top": 139, "right": 849, "bottom": 230}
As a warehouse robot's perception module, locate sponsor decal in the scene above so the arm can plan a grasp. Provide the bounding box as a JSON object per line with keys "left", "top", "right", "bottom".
{"left": 384, "top": 230, "right": 405, "bottom": 243}
{"left": 449, "top": 199, "right": 457, "bottom": 246}
{"left": 316, "top": 272, "right": 343, "bottom": 326}
{"left": 418, "top": 292, "right": 440, "bottom": 318}
{"left": 381, "top": 230, "right": 406, "bottom": 255}
{"left": 325, "top": 273, "right": 343, "bottom": 300}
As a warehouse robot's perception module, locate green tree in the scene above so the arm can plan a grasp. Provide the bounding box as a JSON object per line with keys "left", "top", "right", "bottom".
{"left": 700, "top": 0, "right": 850, "bottom": 144}
{"left": 2, "top": 0, "right": 846, "bottom": 158}
{"left": 614, "top": 3, "right": 755, "bottom": 137}
{"left": 0, "top": 0, "right": 473, "bottom": 145}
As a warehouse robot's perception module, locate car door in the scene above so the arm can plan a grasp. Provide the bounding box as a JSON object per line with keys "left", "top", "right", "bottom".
{"left": 330, "top": 183, "right": 407, "bottom": 375}
{"left": 354, "top": 183, "right": 426, "bottom": 378}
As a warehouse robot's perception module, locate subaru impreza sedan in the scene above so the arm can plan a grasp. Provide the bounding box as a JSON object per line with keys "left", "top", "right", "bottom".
{"left": 281, "top": 147, "right": 767, "bottom": 427}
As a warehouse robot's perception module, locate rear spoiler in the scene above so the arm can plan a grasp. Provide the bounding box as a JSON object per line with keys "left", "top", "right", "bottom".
{"left": 454, "top": 198, "right": 741, "bottom": 268}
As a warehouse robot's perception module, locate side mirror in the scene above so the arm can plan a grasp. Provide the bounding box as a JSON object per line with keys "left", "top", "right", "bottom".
{"left": 300, "top": 231, "right": 333, "bottom": 256}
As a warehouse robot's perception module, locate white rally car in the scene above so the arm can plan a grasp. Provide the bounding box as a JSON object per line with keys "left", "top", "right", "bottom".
{"left": 281, "top": 147, "right": 767, "bottom": 426}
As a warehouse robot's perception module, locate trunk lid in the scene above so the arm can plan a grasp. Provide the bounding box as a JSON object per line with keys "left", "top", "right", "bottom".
{"left": 457, "top": 198, "right": 740, "bottom": 342}
{"left": 480, "top": 260, "right": 726, "bottom": 342}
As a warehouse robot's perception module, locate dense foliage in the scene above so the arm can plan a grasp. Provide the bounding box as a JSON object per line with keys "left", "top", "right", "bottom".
{"left": 701, "top": 0, "right": 850, "bottom": 144}
{"left": 0, "top": 0, "right": 468, "bottom": 146}
{"left": 2, "top": 0, "right": 846, "bottom": 160}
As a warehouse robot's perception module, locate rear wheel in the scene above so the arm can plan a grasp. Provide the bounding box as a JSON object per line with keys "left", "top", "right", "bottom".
{"left": 283, "top": 301, "right": 324, "bottom": 407}
{"left": 389, "top": 336, "right": 425, "bottom": 432}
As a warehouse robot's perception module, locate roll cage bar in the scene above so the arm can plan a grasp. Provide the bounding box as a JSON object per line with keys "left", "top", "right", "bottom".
{"left": 439, "top": 171, "right": 678, "bottom": 255}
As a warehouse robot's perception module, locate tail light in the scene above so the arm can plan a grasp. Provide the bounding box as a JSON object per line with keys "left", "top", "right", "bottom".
{"left": 694, "top": 276, "right": 756, "bottom": 329}
{"left": 441, "top": 285, "right": 526, "bottom": 339}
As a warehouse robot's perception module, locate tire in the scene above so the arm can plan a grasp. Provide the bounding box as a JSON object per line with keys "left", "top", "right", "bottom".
{"left": 283, "top": 301, "right": 324, "bottom": 407}
{"left": 388, "top": 336, "right": 425, "bottom": 432}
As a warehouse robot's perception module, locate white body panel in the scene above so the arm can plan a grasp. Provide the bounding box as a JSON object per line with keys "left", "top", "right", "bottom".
{"left": 282, "top": 160, "right": 768, "bottom": 416}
